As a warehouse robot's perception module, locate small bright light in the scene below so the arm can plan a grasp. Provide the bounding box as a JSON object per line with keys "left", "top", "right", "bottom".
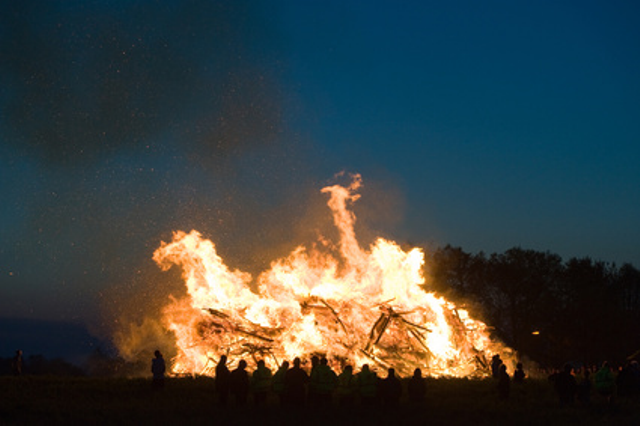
{"left": 531, "top": 331, "right": 540, "bottom": 335}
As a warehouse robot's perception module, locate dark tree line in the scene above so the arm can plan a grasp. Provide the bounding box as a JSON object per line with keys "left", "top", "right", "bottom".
{"left": 426, "top": 246, "right": 640, "bottom": 368}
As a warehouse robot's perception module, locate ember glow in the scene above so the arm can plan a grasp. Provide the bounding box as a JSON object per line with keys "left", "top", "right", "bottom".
{"left": 154, "top": 174, "right": 513, "bottom": 377}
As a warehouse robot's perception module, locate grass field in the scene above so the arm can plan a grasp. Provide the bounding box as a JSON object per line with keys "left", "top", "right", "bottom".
{"left": 1, "top": 376, "right": 638, "bottom": 425}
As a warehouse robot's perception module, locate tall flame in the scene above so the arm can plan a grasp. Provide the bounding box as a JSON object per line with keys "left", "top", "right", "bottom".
{"left": 154, "top": 174, "right": 512, "bottom": 377}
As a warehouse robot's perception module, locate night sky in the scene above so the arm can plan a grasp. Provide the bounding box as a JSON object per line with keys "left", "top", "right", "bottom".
{"left": 1, "top": 0, "right": 639, "bottom": 339}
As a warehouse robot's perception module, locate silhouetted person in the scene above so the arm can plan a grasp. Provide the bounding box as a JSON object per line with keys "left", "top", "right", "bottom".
{"left": 491, "top": 354, "right": 503, "bottom": 379}
{"left": 553, "top": 364, "right": 577, "bottom": 407}
{"left": 151, "top": 350, "right": 166, "bottom": 388}
{"left": 408, "top": 368, "right": 426, "bottom": 404}
{"left": 272, "top": 360, "right": 289, "bottom": 405}
{"left": 252, "top": 359, "right": 272, "bottom": 406}
{"left": 576, "top": 366, "right": 592, "bottom": 406}
{"left": 356, "top": 364, "right": 378, "bottom": 405}
{"left": 513, "top": 362, "right": 525, "bottom": 384}
{"left": 627, "top": 360, "right": 640, "bottom": 396}
{"left": 313, "top": 357, "right": 337, "bottom": 406}
{"left": 215, "top": 355, "right": 231, "bottom": 405}
{"left": 308, "top": 355, "right": 321, "bottom": 405}
{"left": 12, "top": 350, "right": 23, "bottom": 376}
{"left": 616, "top": 361, "right": 640, "bottom": 398}
{"left": 229, "top": 359, "right": 250, "bottom": 405}
{"left": 497, "top": 364, "right": 510, "bottom": 400}
{"left": 380, "top": 368, "right": 402, "bottom": 407}
{"left": 594, "top": 361, "right": 616, "bottom": 404}
{"left": 284, "top": 357, "right": 309, "bottom": 407}
{"left": 336, "top": 365, "right": 357, "bottom": 406}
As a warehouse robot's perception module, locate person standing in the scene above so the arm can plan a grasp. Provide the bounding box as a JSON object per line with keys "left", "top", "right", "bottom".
{"left": 151, "top": 350, "right": 166, "bottom": 388}
{"left": 314, "top": 357, "right": 337, "bottom": 406}
{"left": 272, "top": 360, "right": 289, "bottom": 405}
{"left": 491, "top": 354, "right": 503, "bottom": 379}
{"left": 553, "top": 364, "right": 577, "bottom": 407}
{"left": 497, "top": 364, "right": 511, "bottom": 400}
{"left": 513, "top": 362, "right": 526, "bottom": 384}
{"left": 284, "top": 357, "right": 309, "bottom": 407}
{"left": 356, "top": 364, "right": 378, "bottom": 405}
{"left": 252, "top": 359, "right": 272, "bottom": 406}
{"left": 12, "top": 350, "right": 23, "bottom": 376}
{"left": 576, "top": 366, "right": 592, "bottom": 406}
{"left": 229, "top": 359, "right": 250, "bottom": 405}
{"left": 336, "top": 365, "right": 357, "bottom": 406}
{"left": 380, "top": 368, "right": 403, "bottom": 407}
{"left": 215, "top": 355, "right": 231, "bottom": 406}
{"left": 308, "top": 356, "right": 320, "bottom": 405}
{"left": 594, "top": 361, "right": 616, "bottom": 404}
{"left": 408, "top": 368, "right": 426, "bottom": 404}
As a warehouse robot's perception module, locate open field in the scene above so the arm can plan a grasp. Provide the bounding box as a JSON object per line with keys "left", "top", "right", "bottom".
{"left": 1, "top": 376, "right": 639, "bottom": 425}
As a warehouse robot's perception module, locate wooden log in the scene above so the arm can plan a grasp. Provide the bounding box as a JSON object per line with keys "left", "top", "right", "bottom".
{"left": 373, "top": 315, "right": 391, "bottom": 346}
{"left": 320, "top": 299, "right": 348, "bottom": 334}
{"left": 236, "top": 327, "right": 274, "bottom": 342}
{"left": 400, "top": 317, "right": 431, "bottom": 332}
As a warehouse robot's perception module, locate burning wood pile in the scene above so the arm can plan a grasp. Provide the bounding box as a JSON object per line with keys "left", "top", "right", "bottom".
{"left": 153, "top": 175, "right": 513, "bottom": 377}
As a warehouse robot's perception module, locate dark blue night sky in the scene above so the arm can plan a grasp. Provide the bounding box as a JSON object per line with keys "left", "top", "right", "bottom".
{"left": 1, "top": 0, "right": 639, "bottom": 340}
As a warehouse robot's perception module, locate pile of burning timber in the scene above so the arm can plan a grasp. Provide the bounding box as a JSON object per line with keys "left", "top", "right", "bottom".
{"left": 194, "top": 296, "right": 491, "bottom": 378}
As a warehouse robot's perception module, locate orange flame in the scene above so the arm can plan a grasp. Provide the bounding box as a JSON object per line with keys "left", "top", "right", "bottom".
{"left": 154, "top": 174, "right": 512, "bottom": 377}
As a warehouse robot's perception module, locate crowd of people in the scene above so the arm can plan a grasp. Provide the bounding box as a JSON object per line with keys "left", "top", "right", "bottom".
{"left": 491, "top": 353, "right": 640, "bottom": 406}
{"left": 548, "top": 360, "right": 640, "bottom": 406}
{"left": 149, "top": 351, "right": 640, "bottom": 408}
{"left": 205, "top": 354, "right": 427, "bottom": 407}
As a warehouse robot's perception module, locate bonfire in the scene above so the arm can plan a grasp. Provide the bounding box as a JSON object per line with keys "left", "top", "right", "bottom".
{"left": 154, "top": 174, "right": 513, "bottom": 377}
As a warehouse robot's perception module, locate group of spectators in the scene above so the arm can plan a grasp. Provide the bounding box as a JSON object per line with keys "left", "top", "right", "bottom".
{"left": 151, "top": 350, "right": 640, "bottom": 408}
{"left": 490, "top": 354, "right": 526, "bottom": 400}
{"left": 211, "top": 354, "right": 427, "bottom": 407}
{"left": 490, "top": 353, "right": 640, "bottom": 406}
{"left": 548, "top": 360, "right": 640, "bottom": 406}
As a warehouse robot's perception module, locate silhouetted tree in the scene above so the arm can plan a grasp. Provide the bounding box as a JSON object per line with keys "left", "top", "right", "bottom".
{"left": 426, "top": 244, "right": 640, "bottom": 367}
{"left": 485, "top": 249, "right": 563, "bottom": 351}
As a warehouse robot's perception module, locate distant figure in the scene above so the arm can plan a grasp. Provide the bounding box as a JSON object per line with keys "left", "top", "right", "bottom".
{"left": 513, "top": 362, "right": 525, "bottom": 384}
{"left": 336, "top": 365, "right": 357, "bottom": 406}
{"left": 356, "top": 364, "right": 378, "bottom": 405}
{"left": 594, "top": 361, "right": 616, "bottom": 404}
{"left": 631, "top": 361, "right": 640, "bottom": 395}
{"left": 151, "top": 350, "right": 166, "bottom": 388}
{"left": 497, "top": 364, "right": 510, "bottom": 400}
{"left": 252, "top": 359, "right": 272, "bottom": 406}
{"left": 576, "top": 366, "right": 592, "bottom": 406}
{"left": 229, "top": 359, "right": 250, "bottom": 405}
{"left": 407, "top": 368, "right": 426, "bottom": 404}
{"left": 215, "top": 355, "right": 231, "bottom": 405}
{"left": 380, "top": 368, "right": 403, "bottom": 407}
{"left": 284, "top": 357, "right": 309, "bottom": 406}
{"left": 491, "top": 354, "right": 503, "bottom": 379}
{"left": 553, "top": 364, "right": 577, "bottom": 407}
{"left": 272, "top": 360, "right": 289, "bottom": 405}
{"left": 12, "top": 350, "right": 23, "bottom": 376}
{"left": 616, "top": 362, "right": 635, "bottom": 397}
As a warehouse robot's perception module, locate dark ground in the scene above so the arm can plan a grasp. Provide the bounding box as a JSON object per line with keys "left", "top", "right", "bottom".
{"left": 1, "top": 376, "right": 639, "bottom": 425}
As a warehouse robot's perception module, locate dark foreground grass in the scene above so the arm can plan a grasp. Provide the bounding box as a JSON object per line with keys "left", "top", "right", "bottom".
{"left": 1, "top": 376, "right": 639, "bottom": 425}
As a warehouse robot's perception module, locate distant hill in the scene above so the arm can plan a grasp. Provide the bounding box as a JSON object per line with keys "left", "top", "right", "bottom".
{"left": 0, "top": 317, "right": 105, "bottom": 366}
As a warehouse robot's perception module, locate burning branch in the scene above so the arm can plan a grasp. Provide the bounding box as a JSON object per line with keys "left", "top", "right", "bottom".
{"left": 319, "top": 299, "right": 348, "bottom": 334}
